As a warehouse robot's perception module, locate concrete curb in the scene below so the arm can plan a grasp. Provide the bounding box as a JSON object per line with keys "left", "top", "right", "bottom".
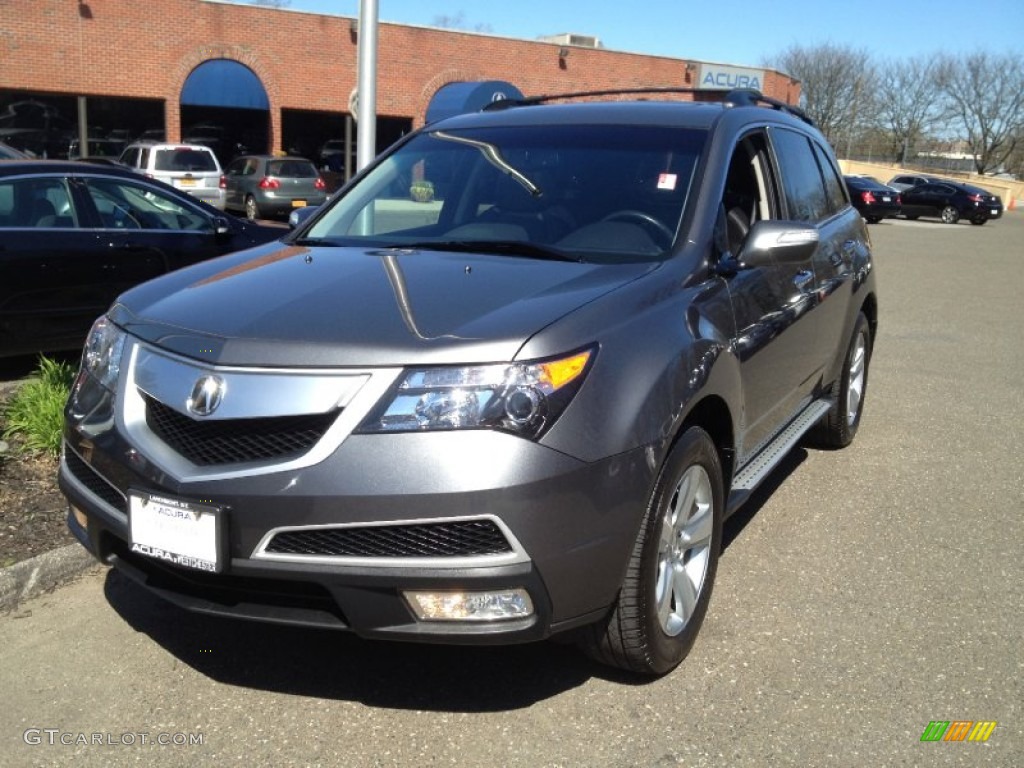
{"left": 0, "top": 543, "right": 101, "bottom": 612}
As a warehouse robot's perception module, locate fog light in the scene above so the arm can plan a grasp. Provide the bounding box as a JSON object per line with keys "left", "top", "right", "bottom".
{"left": 403, "top": 589, "right": 534, "bottom": 622}
{"left": 71, "top": 505, "right": 89, "bottom": 529}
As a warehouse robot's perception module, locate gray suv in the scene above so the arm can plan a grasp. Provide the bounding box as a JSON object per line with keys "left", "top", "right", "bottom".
{"left": 118, "top": 141, "right": 226, "bottom": 209}
{"left": 61, "top": 90, "right": 877, "bottom": 675}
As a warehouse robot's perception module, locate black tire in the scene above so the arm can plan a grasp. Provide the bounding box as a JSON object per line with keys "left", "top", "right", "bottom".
{"left": 245, "top": 195, "right": 260, "bottom": 222}
{"left": 904, "top": 214, "right": 919, "bottom": 220}
{"left": 808, "top": 312, "right": 872, "bottom": 449}
{"left": 579, "top": 427, "right": 724, "bottom": 675}
{"left": 866, "top": 216, "right": 882, "bottom": 224}
{"left": 940, "top": 205, "right": 960, "bottom": 224}
{"left": 970, "top": 217, "right": 987, "bottom": 226}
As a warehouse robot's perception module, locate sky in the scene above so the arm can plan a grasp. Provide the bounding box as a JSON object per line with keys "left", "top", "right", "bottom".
{"left": 246, "top": 0, "right": 1024, "bottom": 66}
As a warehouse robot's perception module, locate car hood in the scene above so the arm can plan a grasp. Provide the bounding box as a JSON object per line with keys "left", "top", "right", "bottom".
{"left": 112, "top": 242, "right": 658, "bottom": 367}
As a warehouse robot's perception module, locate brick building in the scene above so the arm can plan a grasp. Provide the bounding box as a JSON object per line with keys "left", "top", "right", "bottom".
{"left": 0, "top": 0, "right": 800, "bottom": 167}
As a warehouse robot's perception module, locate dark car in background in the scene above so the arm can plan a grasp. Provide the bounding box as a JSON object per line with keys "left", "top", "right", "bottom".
{"left": 0, "top": 161, "right": 282, "bottom": 357}
{"left": 222, "top": 155, "right": 328, "bottom": 221}
{"left": 899, "top": 180, "right": 1003, "bottom": 225}
{"left": 844, "top": 175, "right": 901, "bottom": 223}
{"left": 60, "top": 90, "right": 878, "bottom": 676}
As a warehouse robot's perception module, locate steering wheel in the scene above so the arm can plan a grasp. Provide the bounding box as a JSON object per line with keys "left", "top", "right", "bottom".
{"left": 600, "top": 209, "right": 675, "bottom": 246}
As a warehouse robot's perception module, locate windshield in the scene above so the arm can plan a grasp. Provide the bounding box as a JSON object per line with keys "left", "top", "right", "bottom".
{"left": 303, "top": 123, "right": 706, "bottom": 263}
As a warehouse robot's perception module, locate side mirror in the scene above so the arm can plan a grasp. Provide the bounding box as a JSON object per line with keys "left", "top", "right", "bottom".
{"left": 289, "top": 205, "right": 319, "bottom": 230}
{"left": 714, "top": 219, "right": 819, "bottom": 276}
{"left": 736, "top": 221, "right": 819, "bottom": 268}
{"left": 212, "top": 216, "right": 232, "bottom": 237}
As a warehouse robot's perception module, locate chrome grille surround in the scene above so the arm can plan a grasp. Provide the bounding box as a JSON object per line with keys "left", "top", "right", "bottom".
{"left": 119, "top": 338, "right": 402, "bottom": 482}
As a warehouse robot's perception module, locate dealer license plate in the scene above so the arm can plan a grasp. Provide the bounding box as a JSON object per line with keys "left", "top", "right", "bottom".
{"left": 291, "top": 199, "right": 307, "bottom": 208}
{"left": 178, "top": 178, "right": 197, "bottom": 187}
{"left": 129, "top": 491, "right": 223, "bottom": 572}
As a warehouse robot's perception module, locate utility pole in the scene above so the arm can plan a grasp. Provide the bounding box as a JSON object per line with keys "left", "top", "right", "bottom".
{"left": 356, "top": 0, "right": 378, "bottom": 172}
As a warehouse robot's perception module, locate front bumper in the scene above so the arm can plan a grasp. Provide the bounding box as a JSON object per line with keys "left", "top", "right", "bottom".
{"left": 61, "top": 416, "right": 652, "bottom": 643}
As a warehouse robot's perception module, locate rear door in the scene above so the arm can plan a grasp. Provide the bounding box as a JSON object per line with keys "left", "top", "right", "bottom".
{"left": 902, "top": 183, "right": 946, "bottom": 217}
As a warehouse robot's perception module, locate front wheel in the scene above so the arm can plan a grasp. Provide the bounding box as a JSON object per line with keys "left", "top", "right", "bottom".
{"left": 970, "top": 217, "right": 987, "bottom": 226}
{"left": 808, "top": 312, "right": 872, "bottom": 449}
{"left": 579, "top": 427, "right": 723, "bottom": 675}
{"left": 941, "top": 205, "right": 960, "bottom": 224}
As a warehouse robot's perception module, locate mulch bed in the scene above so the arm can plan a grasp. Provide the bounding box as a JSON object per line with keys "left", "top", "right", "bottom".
{"left": 0, "top": 439, "right": 74, "bottom": 568}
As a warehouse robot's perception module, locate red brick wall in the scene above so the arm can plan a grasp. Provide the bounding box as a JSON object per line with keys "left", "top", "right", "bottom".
{"left": 1, "top": 0, "right": 800, "bottom": 147}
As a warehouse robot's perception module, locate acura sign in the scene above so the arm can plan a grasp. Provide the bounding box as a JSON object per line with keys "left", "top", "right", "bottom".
{"left": 698, "top": 63, "right": 764, "bottom": 91}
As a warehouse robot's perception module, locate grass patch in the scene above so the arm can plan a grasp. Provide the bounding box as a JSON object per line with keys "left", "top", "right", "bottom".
{"left": 2, "top": 356, "right": 77, "bottom": 457}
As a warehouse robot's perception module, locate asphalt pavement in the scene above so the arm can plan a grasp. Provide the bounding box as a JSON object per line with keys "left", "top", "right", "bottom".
{"left": 1, "top": 213, "right": 1021, "bottom": 767}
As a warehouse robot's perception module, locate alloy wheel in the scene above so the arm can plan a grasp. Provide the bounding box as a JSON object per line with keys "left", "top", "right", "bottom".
{"left": 655, "top": 465, "right": 714, "bottom": 636}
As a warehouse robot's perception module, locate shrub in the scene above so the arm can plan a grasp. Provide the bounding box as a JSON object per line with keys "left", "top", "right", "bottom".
{"left": 2, "top": 356, "right": 77, "bottom": 458}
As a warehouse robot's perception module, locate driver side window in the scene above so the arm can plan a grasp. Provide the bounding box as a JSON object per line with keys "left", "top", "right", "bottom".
{"left": 720, "top": 133, "right": 772, "bottom": 255}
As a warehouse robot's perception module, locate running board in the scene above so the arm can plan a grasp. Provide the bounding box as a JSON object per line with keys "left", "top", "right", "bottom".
{"left": 727, "top": 399, "right": 833, "bottom": 512}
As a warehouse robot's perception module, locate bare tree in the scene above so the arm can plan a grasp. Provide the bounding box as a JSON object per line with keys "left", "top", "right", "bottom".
{"left": 937, "top": 52, "right": 1024, "bottom": 174}
{"left": 875, "top": 57, "right": 942, "bottom": 164}
{"left": 433, "top": 11, "right": 493, "bottom": 34}
{"left": 766, "top": 44, "right": 874, "bottom": 150}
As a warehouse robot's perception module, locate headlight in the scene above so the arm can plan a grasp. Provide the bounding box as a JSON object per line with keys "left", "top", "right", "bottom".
{"left": 358, "top": 348, "right": 593, "bottom": 439}
{"left": 81, "top": 315, "right": 127, "bottom": 393}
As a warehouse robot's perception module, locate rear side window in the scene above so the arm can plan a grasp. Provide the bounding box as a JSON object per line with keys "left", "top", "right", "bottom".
{"left": 771, "top": 128, "right": 829, "bottom": 223}
{"left": 0, "top": 177, "right": 76, "bottom": 228}
{"left": 154, "top": 148, "right": 219, "bottom": 173}
{"left": 811, "top": 141, "right": 847, "bottom": 213}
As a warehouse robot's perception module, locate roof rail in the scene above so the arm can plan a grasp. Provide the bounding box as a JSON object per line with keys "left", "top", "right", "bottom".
{"left": 722, "top": 89, "right": 814, "bottom": 126}
{"left": 482, "top": 87, "right": 704, "bottom": 110}
{"left": 481, "top": 86, "right": 814, "bottom": 126}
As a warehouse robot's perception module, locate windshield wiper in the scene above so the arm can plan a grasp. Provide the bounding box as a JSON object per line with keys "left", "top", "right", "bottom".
{"left": 396, "top": 241, "right": 582, "bottom": 263}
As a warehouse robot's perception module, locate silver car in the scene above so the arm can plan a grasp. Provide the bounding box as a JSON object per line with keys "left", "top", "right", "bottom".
{"left": 223, "top": 155, "right": 327, "bottom": 221}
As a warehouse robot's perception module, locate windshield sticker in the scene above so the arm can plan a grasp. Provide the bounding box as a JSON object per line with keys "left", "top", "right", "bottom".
{"left": 657, "top": 173, "right": 677, "bottom": 191}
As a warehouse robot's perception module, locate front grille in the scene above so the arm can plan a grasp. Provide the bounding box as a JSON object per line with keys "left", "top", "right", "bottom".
{"left": 265, "top": 519, "right": 513, "bottom": 559}
{"left": 144, "top": 395, "right": 338, "bottom": 466}
{"left": 64, "top": 449, "right": 127, "bottom": 513}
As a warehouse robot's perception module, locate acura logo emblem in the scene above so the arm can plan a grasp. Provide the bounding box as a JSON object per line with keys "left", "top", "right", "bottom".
{"left": 187, "top": 374, "right": 225, "bottom": 417}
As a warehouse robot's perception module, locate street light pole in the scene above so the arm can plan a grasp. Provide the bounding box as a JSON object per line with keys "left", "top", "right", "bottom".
{"left": 356, "top": 0, "right": 378, "bottom": 172}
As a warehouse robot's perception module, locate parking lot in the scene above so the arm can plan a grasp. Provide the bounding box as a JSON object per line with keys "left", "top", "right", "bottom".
{"left": 1, "top": 213, "right": 1021, "bottom": 767}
